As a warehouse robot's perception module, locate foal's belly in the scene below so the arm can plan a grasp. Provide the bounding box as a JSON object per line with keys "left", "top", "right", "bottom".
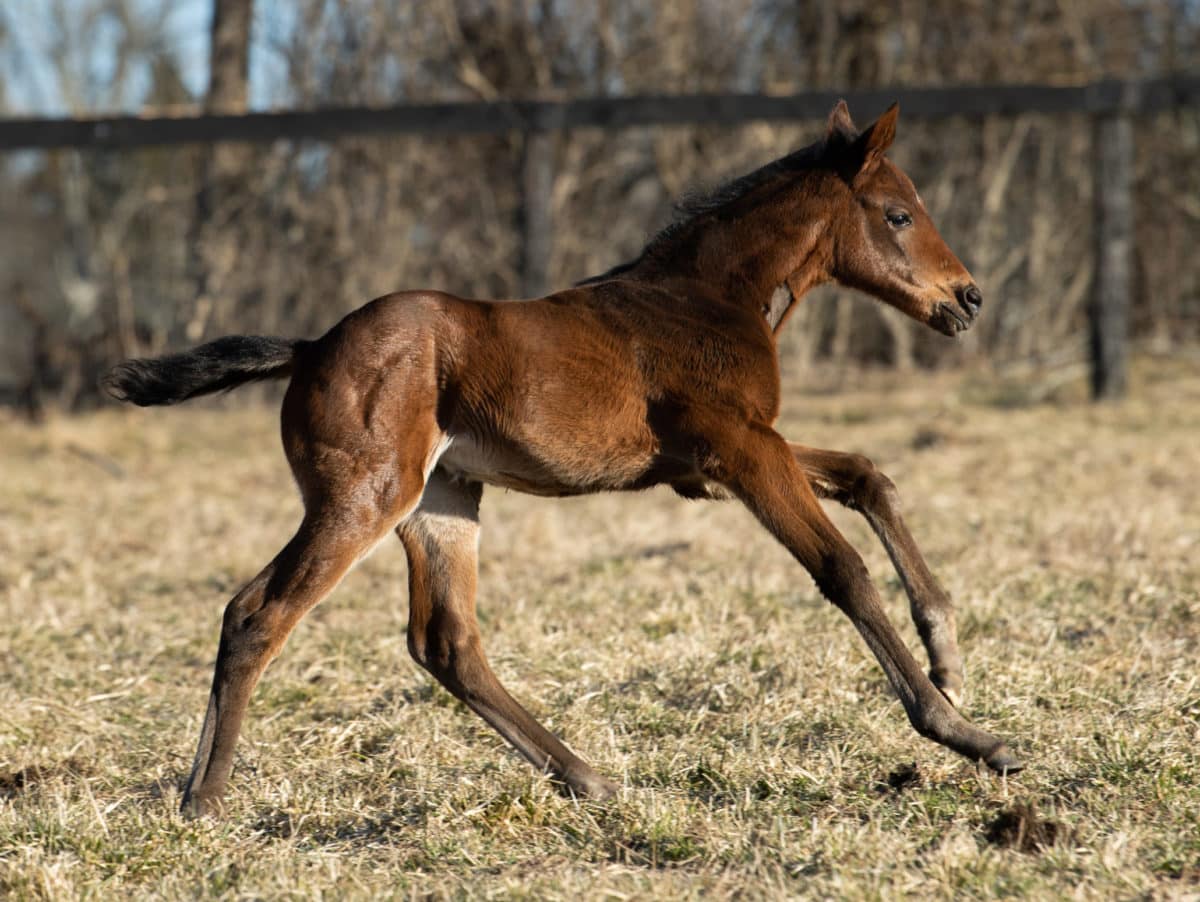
{"left": 436, "top": 431, "right": 696, "bottom": 498}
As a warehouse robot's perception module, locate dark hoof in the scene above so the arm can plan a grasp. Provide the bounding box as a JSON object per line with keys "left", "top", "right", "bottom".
{"left": 984, "top": 744, "right": 1023, "bottom": 775}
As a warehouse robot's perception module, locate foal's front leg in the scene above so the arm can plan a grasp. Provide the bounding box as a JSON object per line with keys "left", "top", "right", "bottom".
{"left": 788, "top": 443, "right": 964, "bottom": 708}
{"left": 708, "top": 423, "right": 1019, "bottom": 773}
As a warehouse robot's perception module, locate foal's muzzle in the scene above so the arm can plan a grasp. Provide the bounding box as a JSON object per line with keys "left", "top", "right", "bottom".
{"left": 956, "top": 284, "right": 983, "bottom": 318}
{"left": 933, "top": 283, "right": 984, "bottom": 335}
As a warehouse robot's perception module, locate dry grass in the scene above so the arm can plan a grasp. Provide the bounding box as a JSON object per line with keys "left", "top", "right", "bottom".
{"left": 1, "top": 359, "right": 1198, "bottom": 899}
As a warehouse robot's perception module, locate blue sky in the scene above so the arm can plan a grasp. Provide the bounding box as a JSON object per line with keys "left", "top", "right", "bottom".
{"left": 0, "top": 0, "right": 294, "bottom": 115}
{"left": 4, "top": 1, "right": 1198, "bottom": 117}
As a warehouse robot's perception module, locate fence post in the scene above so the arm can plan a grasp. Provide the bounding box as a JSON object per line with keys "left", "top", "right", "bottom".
{"left": 1090, "top": 112, "right": 1134, "bottom": 400}
{"left": 520, "top": 129, "right": 554, "bottom": 298}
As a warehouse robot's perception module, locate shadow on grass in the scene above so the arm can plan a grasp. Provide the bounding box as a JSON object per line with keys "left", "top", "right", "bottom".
{"left": 0, "top": 757, "right": 91, "bottom": 798}
{"left": 249, "top": 803, "right": 432, "bottom": 846}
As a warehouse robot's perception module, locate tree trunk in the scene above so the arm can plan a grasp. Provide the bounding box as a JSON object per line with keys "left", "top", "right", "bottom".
{"left": 188, "top": 0, "right": 253, "bottom": 341}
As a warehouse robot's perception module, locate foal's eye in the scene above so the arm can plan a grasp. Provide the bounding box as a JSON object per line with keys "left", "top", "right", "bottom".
{"left": 885, "top": 210, "right": 913, "bottom": 229}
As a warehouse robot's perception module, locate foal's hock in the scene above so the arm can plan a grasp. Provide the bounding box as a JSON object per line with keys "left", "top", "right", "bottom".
{"left": 106, "top": 101, "right": 1020, "bottom": 818}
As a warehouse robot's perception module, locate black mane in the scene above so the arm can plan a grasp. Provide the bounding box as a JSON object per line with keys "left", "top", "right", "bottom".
{"left": 577, "top": 139, "right": 826, "bottom": 286}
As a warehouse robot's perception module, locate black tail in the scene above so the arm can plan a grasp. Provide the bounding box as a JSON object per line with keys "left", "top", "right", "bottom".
{"left": 103, "top": 335, "right": 308, "bottom": 407}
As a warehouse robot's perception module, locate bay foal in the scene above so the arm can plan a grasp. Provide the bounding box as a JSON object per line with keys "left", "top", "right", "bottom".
{"left": 107, "top": 101, "right": 1019, "bottom": 817}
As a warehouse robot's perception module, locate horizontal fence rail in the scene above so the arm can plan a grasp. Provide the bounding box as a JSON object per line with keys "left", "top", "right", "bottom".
{"left": 3, "top": 75, "right": 1198, "bottom": 399}
{"left": 1, "top": 76, "right": 1199, "bottom": 150}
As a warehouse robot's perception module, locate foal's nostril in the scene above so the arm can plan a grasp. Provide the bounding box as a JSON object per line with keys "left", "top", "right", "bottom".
{"left": 956, "top": 284, "right": 983, "bottom": 316}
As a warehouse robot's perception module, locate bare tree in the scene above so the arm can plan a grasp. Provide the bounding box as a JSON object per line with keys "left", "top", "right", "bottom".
{"left": 188, "top": 0, "right": 253, "bottom": 341}
{"left": 2, "top": 0, "right": 1199, "bottom": 412}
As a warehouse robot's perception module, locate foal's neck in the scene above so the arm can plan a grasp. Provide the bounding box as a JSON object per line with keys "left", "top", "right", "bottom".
{"left": 670, "top": 172, "right": 836, "bottom": 332}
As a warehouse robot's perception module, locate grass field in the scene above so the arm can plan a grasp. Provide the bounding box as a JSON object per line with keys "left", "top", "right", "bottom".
{"left": 1, "top": 360, "right": 1198, "bottom": 899}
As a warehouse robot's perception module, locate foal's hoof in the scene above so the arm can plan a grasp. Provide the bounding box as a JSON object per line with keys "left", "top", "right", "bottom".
{"left": 983, "top": 743, "right": 1023, "bottom": 776}
{"left": 180, "top": 791, "right": 225, "bottom": 819}
{"left": 561, "top": 770, "right": 619, "bottom": 801}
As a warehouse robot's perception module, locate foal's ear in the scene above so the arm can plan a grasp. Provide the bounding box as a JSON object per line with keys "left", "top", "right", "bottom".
{"left": 826, "top": 99, "right": 857, "bottom": 141}
{"left": 847, "top": 103, "right": 899, "bottom": 185}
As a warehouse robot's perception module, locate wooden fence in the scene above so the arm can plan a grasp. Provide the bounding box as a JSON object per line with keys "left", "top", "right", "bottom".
{"left": 4, "top": 75, "right": 1199, "bottom": 397}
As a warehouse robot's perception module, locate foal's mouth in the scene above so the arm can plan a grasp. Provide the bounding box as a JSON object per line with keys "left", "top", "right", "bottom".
{"left": 932, "top": 301, "right": 974, "bottom": 336}
{"left": 932, "top": 287, "right": 984, "bottom": 336}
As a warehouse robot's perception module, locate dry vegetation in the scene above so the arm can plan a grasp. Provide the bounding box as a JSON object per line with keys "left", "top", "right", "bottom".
{"left": 5, "top": 1, "right": 1200, "bottom": 410}
{"left": 1, "top": 358, "right": 1198, "bottom": 899}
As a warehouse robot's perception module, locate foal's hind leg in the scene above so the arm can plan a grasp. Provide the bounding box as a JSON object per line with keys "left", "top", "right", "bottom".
{"left": 181, "top": 455, "right": 431, "bottom": 817}
{"left": 397, "top": 470, "right": 618, "bottom": 799}
{"left": 181, "top": 513, "right": 409, "bottom": 817}
{"left": 788, "top": 443, "right": 965, "bottom": 707}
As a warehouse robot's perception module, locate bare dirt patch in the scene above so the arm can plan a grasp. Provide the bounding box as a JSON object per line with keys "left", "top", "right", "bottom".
{"left": 983, "top": 800, "right": 1070, "bottom": 853}
{"left": 0, "top": 759, "right": 90, "bottom": 799}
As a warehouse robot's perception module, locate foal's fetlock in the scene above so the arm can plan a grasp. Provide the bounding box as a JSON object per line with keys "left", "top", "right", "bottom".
{"left": 908, "top": 705, "right": 952, "bottom": 743}
{"left": 930, "top": 667, "right": 965, "bottom": 709}
{"left": 914, "top": 701, "right": 1023, "bottom": 776}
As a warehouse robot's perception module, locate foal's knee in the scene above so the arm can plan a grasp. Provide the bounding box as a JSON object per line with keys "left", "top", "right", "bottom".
{"left": 843, "top": 453, "right": 900, "bottom": 514}
{"left": 811, "top": 545, "right": 873, "bottom": 611}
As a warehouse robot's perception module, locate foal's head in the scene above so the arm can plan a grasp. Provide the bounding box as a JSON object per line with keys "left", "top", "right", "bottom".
{"left": 820, "top": 102, "right": 983, "bottom": 336}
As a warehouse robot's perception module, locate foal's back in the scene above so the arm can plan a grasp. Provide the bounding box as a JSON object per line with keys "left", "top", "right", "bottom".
{"left": 282, "top": 284, "right": 775, "bottom": 499}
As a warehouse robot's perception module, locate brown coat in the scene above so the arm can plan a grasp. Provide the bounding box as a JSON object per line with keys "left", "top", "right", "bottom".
{"left": 107, "top": 101, "right": 1016, "bottom": 818}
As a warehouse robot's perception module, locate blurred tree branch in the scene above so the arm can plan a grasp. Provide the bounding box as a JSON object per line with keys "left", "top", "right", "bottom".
{"left": 2, "top": 0, "right": 1199, "bottom": 413}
